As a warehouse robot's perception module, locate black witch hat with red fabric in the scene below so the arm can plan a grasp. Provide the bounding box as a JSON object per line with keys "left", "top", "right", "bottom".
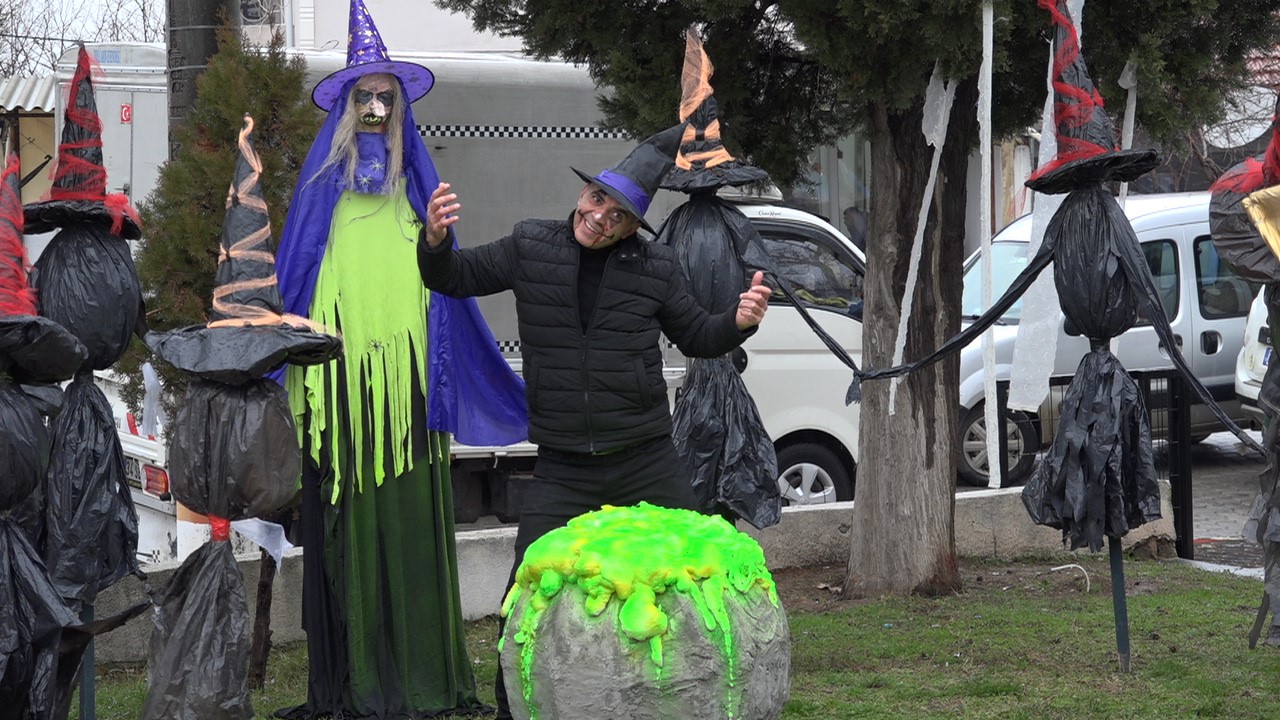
{"left": 23, "top": 44, "right": 141, "bottom": 239}
{"left": 1024, "top": 0, "right": 1159, "bottom": 195}
{"left": 145, "top": 115, "right": 341, "bottom": 386}
{"left": 0, "top": 154, "right": 87, "bottom": 384}
{"left": 1207, "top": 94, "right": 1280, "bottom": 283}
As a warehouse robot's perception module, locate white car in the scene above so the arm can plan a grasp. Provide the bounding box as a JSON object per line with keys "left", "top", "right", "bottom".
{"left": 1235, "top": 285, "right": 1270, "bottom": 428}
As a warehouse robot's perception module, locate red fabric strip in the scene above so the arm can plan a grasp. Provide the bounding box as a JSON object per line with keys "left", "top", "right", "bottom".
{"left": 0, "top": 158, "right": 36, "bottom": 316}
{"left": 210, "top": 516, "right": 231, "bottom": 542}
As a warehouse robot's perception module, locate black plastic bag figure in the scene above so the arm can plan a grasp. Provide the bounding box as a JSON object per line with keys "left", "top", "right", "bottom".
{"left": 654, "top": 31, "right": 861, "bottom": 528}
{"left": 24, "top": 44, "right": 144, "bottom": 615}
{"left": 141, "top": 116, "right": 341, "bottom": 720}
{"left": 858, "top": 0, "right": 1260, "bottom": 553}
{"left": 1211, "top": 113, "right": 1280, "bottom": 646}
{"left": 0, "top": 152, "right": 146, "bottom": 719}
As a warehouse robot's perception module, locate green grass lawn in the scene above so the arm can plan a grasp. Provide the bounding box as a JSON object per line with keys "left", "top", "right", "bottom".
{"left": 70, "top": 555, "right": 1280, "bottom": 719}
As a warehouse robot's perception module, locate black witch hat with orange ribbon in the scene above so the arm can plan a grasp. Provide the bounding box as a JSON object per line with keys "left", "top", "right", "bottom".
{"left": 24, "top": 44, "right": 141, "bottom": 239}
{"left": 1024, "top": 0, "right": 1159, "bottom": 195}
{"left": 0, "top": 153, "right": 87, "bottom": 384}
{"left": 145, "top": 115, "right": 341, "bottom": 385}
{"left": 660, "top": 31, "right": 769, "bottom": 193}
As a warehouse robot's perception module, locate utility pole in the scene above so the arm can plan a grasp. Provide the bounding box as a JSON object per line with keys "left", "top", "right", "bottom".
{"left": 166, "top": 0, "right": 239, "bottom": 159}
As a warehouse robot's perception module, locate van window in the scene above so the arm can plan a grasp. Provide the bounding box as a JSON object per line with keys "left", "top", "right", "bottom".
{"left": 756, "top": 224, "right": 864, "bottom": 319}
{"left": 1194, "top": 235, "right": 1258, "bottom": 319}
{"left": 1137, "top": 239, "right": 1179, "bottom": 325}
{"left": 961, "top": 240, "right": 1028, "bottom": 323}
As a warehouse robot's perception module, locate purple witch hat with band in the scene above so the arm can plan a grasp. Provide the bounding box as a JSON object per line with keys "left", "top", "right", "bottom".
{"left": 572, "top": 123, "right": 686, "bottom": 234}
{"left": 312, "top": 0, "right": 435, "bottom": 111}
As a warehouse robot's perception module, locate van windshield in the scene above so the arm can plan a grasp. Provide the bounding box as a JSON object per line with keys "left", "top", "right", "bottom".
{"left": 961, "top": 241, "right": 1029, "bottom": 323}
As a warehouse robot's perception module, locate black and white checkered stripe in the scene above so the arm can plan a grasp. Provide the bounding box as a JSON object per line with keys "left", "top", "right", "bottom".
{"left": 494, "top": 339, "right": 676, "bottom": 353}
{"left": 418, "top": 124, "right": 629, "bottom": 140}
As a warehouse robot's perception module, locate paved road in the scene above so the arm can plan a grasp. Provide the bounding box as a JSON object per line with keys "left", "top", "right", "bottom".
{"left": 1183, "top": 430, "right": 1267, "bottom": 541}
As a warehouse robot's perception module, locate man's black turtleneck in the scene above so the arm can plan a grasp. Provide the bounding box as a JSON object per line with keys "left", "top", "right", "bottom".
{"left": 577, "top": 242, "right": 618, "bottom": 331}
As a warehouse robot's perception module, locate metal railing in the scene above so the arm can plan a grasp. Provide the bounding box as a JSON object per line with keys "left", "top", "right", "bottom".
{"left": 990, "top": 369, "right": 1194, "bottom": 559}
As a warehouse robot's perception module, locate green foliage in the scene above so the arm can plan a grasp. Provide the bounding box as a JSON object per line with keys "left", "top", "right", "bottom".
{"left": 117, "top": 28, "right": 320, "bottom": 420}
{"left": 436, "top": 0, "right": 1280, "bottom": 181}
{"left": 433, "top": 0, "right": 854, "bottom": 186}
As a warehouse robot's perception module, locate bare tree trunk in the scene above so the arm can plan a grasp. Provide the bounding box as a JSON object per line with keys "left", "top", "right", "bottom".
{"left": 247, "top": 545, "right": 276, "bottom": 689}
{"left": 846, "top": 77, "right": 977, "bottom": 597}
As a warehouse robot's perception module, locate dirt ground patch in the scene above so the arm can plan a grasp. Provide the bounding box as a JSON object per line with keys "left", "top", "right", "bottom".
{"left": 770, "top": 553, "right": 1187, "bottom": 614}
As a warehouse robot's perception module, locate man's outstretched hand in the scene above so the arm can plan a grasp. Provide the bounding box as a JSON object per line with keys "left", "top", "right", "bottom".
{"left": 736, "top": 271, "right": 772, "bottom": 331}
{"left": 425, "top": 182, "right": 461, "bottom": 247}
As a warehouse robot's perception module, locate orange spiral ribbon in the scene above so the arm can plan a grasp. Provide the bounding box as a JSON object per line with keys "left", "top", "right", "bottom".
{"left": 206, "top": 115, "right": 335, "bottom": 337}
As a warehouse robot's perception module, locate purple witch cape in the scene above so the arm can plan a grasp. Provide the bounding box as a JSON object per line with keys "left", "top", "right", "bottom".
{"left": 274, "top": 78, "right": 527, "bottom": 446}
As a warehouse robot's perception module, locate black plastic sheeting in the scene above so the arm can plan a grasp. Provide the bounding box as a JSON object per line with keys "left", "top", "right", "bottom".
{"left": 1, "top": 379, "right": 148, "bottom": 719}
{"left": 28, "top": 224, "right": 144, "bottom": 371}
{"left": 0, "top": 315, "right": 88, "bottom": 385}
{"left": 0, "top": 520, "right": 80, "bottom": 719}
{"left": 141, "top": 541, "right": 251, "bottom": 720}
{"left": 1020, "top": 349, "right": 1161, "bottom": 551}
{"left": 1209, "top": 159, "right": 1280, "bottom": 284}
{"left": 167, "top": 378, "right": 301, "bottom": 520}
{"left": 672, "top": 356, "right": 779, "bottom": 527}
{"left": 656, "top": 195, "right": 781, "bottom": 529}
{"left": 145, "top": 324, "right": 341, "bottom": 386}
{"left": 0, "top": 382, "right": 47, "bottom": 510}
{"left": 43, "top": 373, "right": 140, "bottom": 614}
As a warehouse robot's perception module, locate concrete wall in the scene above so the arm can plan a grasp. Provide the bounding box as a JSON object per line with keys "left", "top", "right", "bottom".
{"left": 92, "top": 482, "right": 1176, "bottom": 665}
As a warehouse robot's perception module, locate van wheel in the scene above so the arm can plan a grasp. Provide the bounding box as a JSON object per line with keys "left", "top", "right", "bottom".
{"left": 957, "top": 404, "right": 1038, "bottom": 487}
{"left": 775, "top": 443, "right": 854, "bottom": 506}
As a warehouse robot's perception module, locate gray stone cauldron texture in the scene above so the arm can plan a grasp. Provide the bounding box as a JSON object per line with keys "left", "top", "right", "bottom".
{"left": 500, "top": 580, "right": 790, "bottom": 720}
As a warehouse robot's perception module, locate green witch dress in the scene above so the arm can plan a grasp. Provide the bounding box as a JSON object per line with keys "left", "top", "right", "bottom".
{"left": 287, "top": 186, "right": 483, "bottom": 716}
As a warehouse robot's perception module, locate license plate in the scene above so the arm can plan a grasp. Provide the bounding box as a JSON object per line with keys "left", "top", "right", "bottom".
{"left": 1266, "top": 346, "right": 1274, "bottom": 367}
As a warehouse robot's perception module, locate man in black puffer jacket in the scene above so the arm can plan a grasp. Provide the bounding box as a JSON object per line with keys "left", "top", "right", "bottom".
{"left": 417, "top": 123, "right": 770, "bottom": 718}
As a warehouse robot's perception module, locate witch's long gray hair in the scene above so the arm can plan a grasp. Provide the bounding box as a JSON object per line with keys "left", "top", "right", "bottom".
{"left": 311, "top": 72, "right": 405, "bottom": 192}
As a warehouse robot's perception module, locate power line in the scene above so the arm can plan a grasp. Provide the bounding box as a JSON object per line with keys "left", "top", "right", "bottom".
{"left": 0, "top": 33, "right": 86, "bottom": 44}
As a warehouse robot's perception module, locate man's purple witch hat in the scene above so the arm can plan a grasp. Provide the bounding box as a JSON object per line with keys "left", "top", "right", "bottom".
{"left": 312, "top": 0, "right": 435, "bottom": 111}
{"left": 1024, "top": 0, "right": 1159, "bottom": 195}
{"left": 573, "top": 123, "right": 686, "bottom": 234}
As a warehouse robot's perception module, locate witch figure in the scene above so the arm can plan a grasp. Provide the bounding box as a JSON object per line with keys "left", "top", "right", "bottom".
{"left": 140, "top": 115, "right": 342, "bottom": 719}
{"left": 23, "top": 43, "right": 143, "bottom": 617}
{"left": 857, "top": 0, "right": 1260, "bottom": 552}
{"left": 655, "top": 29, "right": 865, "bottom": 526}
{"left": 0, "top": 152, "right": 146, "bottom": 720}
{"left": 1210, "top": 102, "right": 1280, "bottom": 646}
{"left": 273, "top": 1, "right": 527, "bottom": 716}
{"left": 653, "top": 30, "right": 781, "bottom": 528}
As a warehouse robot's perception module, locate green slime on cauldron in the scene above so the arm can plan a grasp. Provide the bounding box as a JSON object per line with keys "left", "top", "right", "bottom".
{"left": 499, "top": 502, "right": 779, "bottom": 719}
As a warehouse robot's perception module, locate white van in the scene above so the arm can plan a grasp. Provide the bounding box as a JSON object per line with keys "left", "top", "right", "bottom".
{"left": 730, "top": 202, "right": 863, "bottom": 504}
{"left": 736, "top": 190, "right": 1259, "bottom": 499}
{"left": 954, "top": 191, "right": 1257, "bottom": 484}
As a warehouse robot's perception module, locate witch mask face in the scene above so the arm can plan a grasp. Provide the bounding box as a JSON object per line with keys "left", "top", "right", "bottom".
{"left": 353, "top": 74, "right": 396, "bottom": 130}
